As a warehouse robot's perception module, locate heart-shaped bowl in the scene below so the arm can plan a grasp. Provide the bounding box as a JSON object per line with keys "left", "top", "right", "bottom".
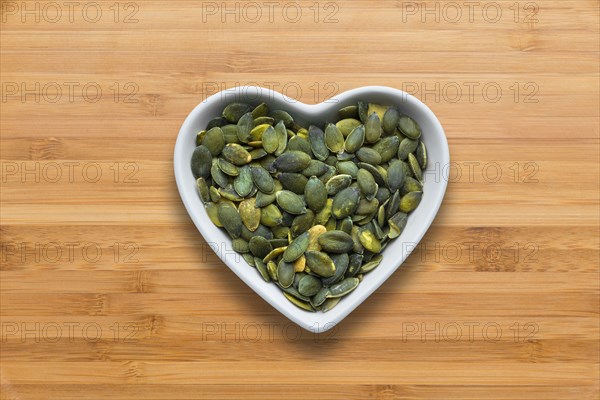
{"left": 174, "top": 86, "right": 449, "bottom": 333}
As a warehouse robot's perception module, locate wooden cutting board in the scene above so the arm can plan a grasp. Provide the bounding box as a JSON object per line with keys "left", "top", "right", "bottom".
{"left": 1, "top": 1, "right": 598, "bottom": 399}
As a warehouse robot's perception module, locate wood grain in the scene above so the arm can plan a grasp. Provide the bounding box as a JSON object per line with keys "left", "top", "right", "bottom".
{"left": 1, "top": 1, "right": 598, "bottom": 399}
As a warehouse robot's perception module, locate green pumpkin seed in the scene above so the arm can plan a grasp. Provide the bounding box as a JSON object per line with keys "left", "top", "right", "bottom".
{"left": 338, "top": 105, "right": 359, "bottom": 119}
{"left": 239, "top": 198, "right": 261, "bottom": 232}
{"left": 321, "top": 297, "right": 341, "bottom": 312}
{"left": 376, "top": 187, "right": 391, "bottom": 204}
{"left": 324, "top": 123, "right": 345, "bottom": 154}
{"left": 222, "top": 125, "right": 241, "bottom": 144}
{"left": 408, "top": 153, "right": 423, "bottom": 183}
{"left": 274, "top": 190, "right": 306, "bottom": 215}
{"left": 356, "top": 147, "right": 382, "bottom": 165}
{"left": 260, "top": 204, "right": 283, "bottom": 227}
{"left": 217, "top": 202, "right": 242, "bottom": 238}
{"left": 222, "top": 143, "right": 252, "bottom": 166}
{"left": 332, "top": 187, "right": 360, "bottom": 219}
{"left": 359, "top": 254, "right": 383, "bottom": 273}
{"left": 304, "top": 176, "right": 328, "bottom": 213}
{"left": 223, "top": 103, "right": 252, "bottom": 123}
{"left": 219, "top": 185, "right": 244, "bottom": 202}
{"left": 287, "top": 135, "right": 312, "bottom": 155}
{"left": 357, "top": 162, "right": 386, "bottom": 187}
{"left": 416, "top": 140, "right": 427, "bottom": 169}
{"left": 191, "top": 145, "right": 212, "bottom": 179}
{"left": 234, "top": 165, "right": 254, "bottom": 197}
{"left": 249, "top": 124, "right": 270, "bottom": 142}
{"left": 322, "top": 253, "right": 349, "bottom": 286}
{"left": 365, "top": 112, "right": 382, "bottom": 143}
{"left": 251, "top": 166, "right": 275, "bottom": 194}
{"left": 327, "top": 277, "right": 359, "bottom": 298}
{"left": 196, "top": 130, "right": 206, "bottom": 146}
{"left": 274, "top": 121, "right": 288, "bottom": 156}
{"left": 315, "top": 198, "right": 333, "bottom": 226}
{"left": 242, "top": 253, "right": 256, "bottom": 267}
{"left": 203, "top": 127, "right": 226, "bottom": 156}
{"left": 344, "top": 125, "right": 365, "bottom": 153}
{"left": 252, "top": 102, "right": 269, "bottom": 118}
{"left": 249, "top": 236, "right": 273, "bottom": 259}
{"left": 273, "top": 151, "right": 311, "bottom": 172}
{"left": 283, "top": 292, "right": 315, "bottom": 311}
{"left": 290, "top": 209, "right": 315, "bottom": 237}
{"left": 399, "top": 191, "right": 422, "bottom": 213}
{"left": 398, "top": 138, "right": 419, "bottom": 161}
{"left": 387, "top": 160, "right": 406, "bottom": 193}
{"left": 209, "top": 186, "right": 221, "bottom": 203}
{"left": 387, "top": 190, "right": 401, "bottom": 220}
{"left": 358, "top": 229, "right": 382, "bottom": 253}
{"left": 336, "top": 118, "right": 362, "bottom": 137}
{"left": 255, "top": 258, "right": 271, "bottom": 282}
{"left": 401, "top": 176, "right": 423, "bottom": 195}
{"left": 270, "top": 110, "right": 294, "bottom": 128}
{"left": 253, "top": 116, "right": 274, "bottom": 127}
{"left": 207, "top": 116, "right": 228, "bottom": 130}
{"left": 318, "top": 230, "right": 354, "bottom": 254}
{"left": 196, "top": 178, "right": 211, "bottom": 203}
{"left": 318, "top": 166, "right": 337, "bottom": 185}
{"left": 308, "top": 125, "right": 329, "bottom": 161}
{"left": 205, "top": 202, "right": 223, "bottom": 227}
{"left": 232, "top": 238, "right": 250, "bottom": 254}
{"left": 373, "top": 136, "right": 400, "bottom": 163}
{"left": 237, "top": 113, "right": 253, "bottom": 143}
{"left": 356, "top": 197, "right": 379, "bottom": 215}
{"left": 305, "top": 251, "right": 336, "bottom": 278}
{"left": 277, "top": 260, "right": 295, "bottom": 288}
{"left": 283, "top": 232, "right": 309, "bottom": 262}
{"left": 218, "top": 158, "right": 240, "bottom": 176}
{"left": 357, "top": 101, "right": 368, "bottom": 123}
{"left": 302, "top": 160, "right": 329, "bottom": 178}
{"left": 382, "top": 107, "right": 400, "bottom": 135}
{"left": 298, "top": 275, "right": 323, "bottom": 297}
{"left": 368, "top": 103, "right": 389, "bottom": 120}
{"left": 267, "top": 260, "right": 278, "bottom": 280}
{"left": 336, "top": 161, "right": 359, "bottom": 178}
{"left": 326, "top": 174, "right": 353, "bottom": 196}
{"left": 278, "top": 173, "right": 308, "bottom": 194}
{"left": 388, "top": 212, "right": 408, "bottom": 239}
{"left": 357, "top": 169, "right": 378, "bottom": 201}
{"left": 346, "top": 253, "right": 364, "bottom": 278}
{"left": 397, "top": 115, "right": 422, "bottom": 139}
{"left": 262, "top": 126, "right": 279, "bottom": 154}
{"left": 311, "top": 287, "right": 331, "bottom": 308}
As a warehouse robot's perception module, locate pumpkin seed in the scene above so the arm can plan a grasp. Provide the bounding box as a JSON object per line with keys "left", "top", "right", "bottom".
{"left": 274, "top": 121, "right": 288, "bottom": 156}
{"left": 298, "top": 275, "right": 323, "bottom": 297}
{"left": 249, "top": 236, "right": 273, "bottom": 259}
{"left": 311, "top": 287, "right": 331, "bottom": 308}
{"left": 327, "top": 277, "right": 359, "bottom": 298}
{"left": 398, "top": 138, "right": 419, "bottom": 161}
{"left": 373, "top": 136, "right": 400, "bottom": 163}
{"left": 203, "top": 127, "right": 226, "bottom": 156}
{"left": 277, "top": 260, "right": 295, "bottom": 288}
{"left": 416, "top": 141, "right": 427, "bottom": 169}
{"left": 365, "top": 113, "right": 382, "bottom": 143}
{"left": 234, "top": 165, "right": 254, "bottom": 197}
{"left": 359, "top": 254, "right": 383, "bottom": 273}
{"left": 336, "top": 161, "right": 359, "bottom": 178}
{"left": 398, "top": 115, "right": 422, "bottom": 139}
{"left": 283, "top": 292, "right": 315, "bottom": 311}
{"left": 399, "top": 191, "right": 422, "bottom": 213}
{"left": 388, "top": 212, "right": 408, "bottom": 239}
{"left": 326, "top": 174, "right": 353, "bottom": 196}
{"left": 336, "top": 118, "right": 362, "bottom": 137}
{"left": 382, "top": 108, "right": 400, "bottom": 135}
{"left": 191, "top": 145, "right": 212, "bottom": 179}
{"left": 270, "top": 110, "right": 294, "bottom": 128}
{"left": 321, "top": 297, "right": 341, "bottom": 312}
{"left": 302, "top": 160, "right": 329, "bottom": 178}
{"left": 305, "top": 251, "right": 336, "bottom": 278}
{"left": 278, "top": 173, "right": 308, "bottom": 194}
{"left": 305, "top": 176, "right": 328, "bottom": 212}
{"left": 196, "top": 130, "right": 206, "bottom": 146}
{"left": 252, "top": 102, "right": 269, "bottom": 118}
{"left": 262, "top": 126, "right": 279, "bottom": 154}
{"left": 324, "top": 123, "right": 345, "bottom": 154}
{"left": 237, "top": 113, "right": 253, "bottom": 143}
{"left": 251, "top": 166, "right": 275, "bottom": 194}
{"left": 408, "top": 153, "right": 423, "bottom": 184}
{"left": 332, "top": 187, "right": 360, "bottom": 219}
{"left": 387, "top": 160, "right": 406, "bottom": 193}
{"left": 222, "top": 143, "right": 252, "bottom": 166}
{"left": 239, "top": 198, "right": 261, "bottom": 231}
{"left": 223, "top": 103, "right": 252, "bottom": 123}
{"left": 344, "top": 125, "right": 365, "bottom": 153}
{"left": 207, "top": 116, "right": 228, "bottom": 130}
{"left": 217, "top": 202, "right": 242, "bottom": 238}
{"left": 260, "top": 203, "right": 283, "bottom": 227}
{"left": 276, "top": 190, "right": 307, "bottom": 215}
{"left": 283, "top": 232, "right": 309, "bottom": 262}
{"left": 273, "top": 151, "right": 311, "bottom": 172}
{"left": 317, "top": 230, "right": 354, "bottom": 254}
{"left": 357, "top": 169, "right": 378, "bottom": 201}
{"left": 358, "top": 229, "right": 382, "bottom": 253}
{"left": 357, "top": 101, "right": 368, "bottom": 123}
{"left": 196, "top": 178, "right": 210, "bottom": 203}
{"left": 308, "top": 125, "right": 329, "bottom": 161}
{"left": 322, "top": 253, "right": 349, "bottom": 286}
{"left": 356, "top": 147, "right": 382, "bottom": 165}
{"left": 346, "top": 253, "right": 364, "bottom": 278}
{"left": 338, "top": 105, "right": 359, "bottom": 119}
{"left": 290, "top": 210, "right": 315, "bottom": 237}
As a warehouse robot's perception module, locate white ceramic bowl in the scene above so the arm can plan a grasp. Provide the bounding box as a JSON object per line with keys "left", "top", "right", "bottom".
{"left": 174, "top": 86, "right": 449, "bottom": 333}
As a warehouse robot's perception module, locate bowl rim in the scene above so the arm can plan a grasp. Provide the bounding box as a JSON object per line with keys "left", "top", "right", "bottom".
{"left": 174, "top": 85, "right": 449, "bottom": 333}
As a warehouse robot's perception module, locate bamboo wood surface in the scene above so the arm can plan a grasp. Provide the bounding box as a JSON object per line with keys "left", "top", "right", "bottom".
{"left": 1, "top": 1, "right": 599, "bottom": 399}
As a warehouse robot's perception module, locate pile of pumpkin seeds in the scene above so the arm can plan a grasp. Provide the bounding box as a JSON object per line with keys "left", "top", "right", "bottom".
{"left": 192, "top": 100, "right": 427, "bottom": 312}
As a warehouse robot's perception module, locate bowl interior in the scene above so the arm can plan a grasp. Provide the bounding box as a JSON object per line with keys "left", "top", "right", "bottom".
{"left": 174, "top": 86, "right": 449, "bottom": 333}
